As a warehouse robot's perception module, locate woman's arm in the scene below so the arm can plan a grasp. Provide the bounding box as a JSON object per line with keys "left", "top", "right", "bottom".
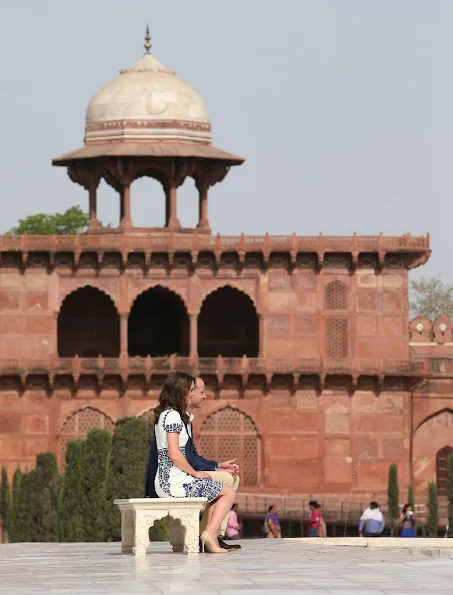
{"left": 167, "top": 432, "right": 210, "bottom": 478}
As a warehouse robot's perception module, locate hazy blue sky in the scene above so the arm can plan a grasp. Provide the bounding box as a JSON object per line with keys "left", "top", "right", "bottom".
{"left": 1, "top": 1, "right": 452, "bottom": 281}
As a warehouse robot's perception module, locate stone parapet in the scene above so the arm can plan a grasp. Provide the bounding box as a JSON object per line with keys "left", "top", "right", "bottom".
{"left": 0, "top": 232, "right": 430, "bottom": 271}
{"left": 0, "top": 355, "right": 427, "bottom": 394}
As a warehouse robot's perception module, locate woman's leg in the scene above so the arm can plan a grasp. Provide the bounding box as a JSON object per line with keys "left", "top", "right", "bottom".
{"left": 205, "top": 485, "right": 235, "bottom": 538}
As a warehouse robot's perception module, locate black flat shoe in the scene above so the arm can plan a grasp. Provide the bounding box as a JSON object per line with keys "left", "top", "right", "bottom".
{"left": 218, "top": 539, "right": 241, "bottom": 550}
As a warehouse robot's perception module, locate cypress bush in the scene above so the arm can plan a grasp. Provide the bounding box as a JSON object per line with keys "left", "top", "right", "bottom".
{"left": 20, "top": 469, "right": 39, "bottom": 541}
{"left": 58, "top": 440, "right": 85, "bottom": 542}
{"left": 0, "top": 467, "right": 11, "bottom": 543}
{"left": 427, "top": 481, "right": 439, "bottom": 537}
{"left": 34, "top": 452, "right": 60, "bottom": 541}
{"left": 387, "top": 463, "right": 400, "bottom": 536}
{"left": 104, "top": 417, "right": 162, "bottom": 541}
{"left": 82, "top": 428, "right": 112, "bottom": 542}
{"left": 9, "top": 468, "right": 23, "bottom": 542}
{"left": 447, "top": 453, "right": 453, "bottom": 538}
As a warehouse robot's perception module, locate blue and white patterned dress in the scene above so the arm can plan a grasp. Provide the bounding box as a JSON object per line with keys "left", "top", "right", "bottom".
{"left": 154, "top": 408, "right": 223, "bottom": 502}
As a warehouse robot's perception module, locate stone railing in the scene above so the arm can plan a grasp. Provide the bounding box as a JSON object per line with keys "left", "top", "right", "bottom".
{"left": 0, "top": 232, "right": 430, "bottom": 253}
{"left": 0, "top": 355, "right": 427, "bottom": 379}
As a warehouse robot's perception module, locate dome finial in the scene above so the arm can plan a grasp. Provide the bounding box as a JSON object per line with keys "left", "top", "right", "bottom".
{"left": 144, "top": 24, "right": 152, "bottom": 54}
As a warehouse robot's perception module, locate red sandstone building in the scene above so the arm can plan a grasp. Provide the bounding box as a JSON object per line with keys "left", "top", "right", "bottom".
{"left": 0, "top": 35, "right": 451, "bottom": 508}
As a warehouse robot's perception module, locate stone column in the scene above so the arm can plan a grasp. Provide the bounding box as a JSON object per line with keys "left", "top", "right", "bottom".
{"left": 258, "top": 314, "right": 266, "bottom": 358}
{"left": 88, "top": 186, "right": 100, "bottom": 229}
{"left": 189, "top": 313, "right": 198, "bottom": 358}
{"left": 120, "top": 185, "right": 132, "bottom": 229}
{"left": 166, "top": 185, "right": 181, "bottom": 230}
{"left": 120, "top": 314, "right": 128, "bottom": 357}
{"left": 196, "top": 182, "right": 210, "bottom": 231}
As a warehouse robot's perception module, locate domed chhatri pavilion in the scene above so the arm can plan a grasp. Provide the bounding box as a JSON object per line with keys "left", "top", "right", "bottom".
{"left": 0, "top": 30, "right": 452, "bottom": 520}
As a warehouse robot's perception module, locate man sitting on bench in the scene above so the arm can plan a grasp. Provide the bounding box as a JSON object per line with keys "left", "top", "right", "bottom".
{"left": 145, "top": 375, "right": 241, "bottom": 551}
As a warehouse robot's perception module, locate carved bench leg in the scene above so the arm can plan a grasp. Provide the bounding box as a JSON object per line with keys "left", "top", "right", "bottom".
{"left": 133, "top": 509, "right": 168, "bottom": 556}
{"left": 121, "top": 509, "right": 135, "bottom": 553}
{"left": 170, "top": 509, "right": 201, "bottom": 554}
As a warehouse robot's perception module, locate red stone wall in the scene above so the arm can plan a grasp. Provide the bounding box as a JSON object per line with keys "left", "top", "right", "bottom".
{"left": 0, "top": 254, "right": 448, "bottom": 502}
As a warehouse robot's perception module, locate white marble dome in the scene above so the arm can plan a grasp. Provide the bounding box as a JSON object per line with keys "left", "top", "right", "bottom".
{"left": 84, "top": 52, "right": 212, "bottom": 145}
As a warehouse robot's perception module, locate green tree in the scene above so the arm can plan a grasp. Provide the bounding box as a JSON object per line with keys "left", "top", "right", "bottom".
{"left": 427, "top": 481, "right": 439, "bottom": 537}
{"left": 0, "top": 467, "right": 11, "bottom": 543}
{"left": 9, "top": 468, "right": 23, "bottom": 542}
{"left": 407, "top": 483, "right": 415, "bottom": 510}
{"left": 34, "top": 453, "right": 60, "bottom": 541}
{"left": 410, "top": 277, "right": 453, "bottom": 322}
{"left": 9, "top": 206, "right": 89, "bottom": 235}
{"left": 58, "top": 440, "right": 85, "bottom": 542}
{"left": 387, "top": 463, "right": 400, "bottom": 536}
{"left": 104, "top": 417, "right": 168, "bottom": 542}
{"left": 82, "top": 428, "right": 112, "bottom": 542}
{"left": 447, "top": 453, "right": 453, "bottom": 538}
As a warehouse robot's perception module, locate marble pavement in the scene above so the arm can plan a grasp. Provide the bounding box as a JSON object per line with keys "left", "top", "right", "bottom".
{"left": 1, "top": 538, "right": 453, "bottom": 595}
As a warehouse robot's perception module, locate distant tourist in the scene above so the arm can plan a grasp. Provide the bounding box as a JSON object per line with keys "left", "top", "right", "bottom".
{"left": 226, "top": 504, "right": 241, "bottom": 539}
{"left": 399, "top": 503, "right": 416, "bottom": 538}
{"left": 307, "top": 500, "right": 327, "bottom": 537}
{"left": 263, "top": 505, "right": 282, "bottom": 538}
{"left": 358, "top": 501, "right": 385, "bottom": 537}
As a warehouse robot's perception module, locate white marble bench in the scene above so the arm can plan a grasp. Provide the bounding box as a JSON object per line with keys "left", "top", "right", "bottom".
{"left": 113, "top": 498, "right": 207, "bottom": 555}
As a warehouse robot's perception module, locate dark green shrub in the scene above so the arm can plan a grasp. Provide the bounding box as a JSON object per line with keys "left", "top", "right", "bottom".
{"left": 82, "top": 428, "right": 112, "bottom": 541}
{"left": 427, "top": 481, "right": 439, "bottom": 537}
{"left": 58, "top": 440, "right": 85, "bottom": 542}
{"left": 387, "top": 463, "right": 399, "bottom": 536}
{"left": 0, "top": 467, "right": 11, "bottom": 543}
{"left": 104, "top": 417, "right": 161, "bottom": 541}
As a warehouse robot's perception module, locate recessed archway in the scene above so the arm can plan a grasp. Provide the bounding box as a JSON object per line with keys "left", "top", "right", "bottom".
{"left": 413, "top": 409, "right": 453, "bottom": 492}
{"left": 198, "top": 286, "right": 259, "bottom": 357}
{"left": 198, "top": 406, "right": 260, "bottom": 485}
{"left": 128, "top": 287, "right": 189, "bottom": 356}
{"left": 58, "top": 286, "right": 120, "bottom": 357}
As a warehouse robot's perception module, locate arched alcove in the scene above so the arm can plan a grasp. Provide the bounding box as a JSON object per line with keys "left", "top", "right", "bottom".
{"left": 436, "top": 445, "right": 453, "bottom": 496}
{"left": 59, "top": 407, "right": 114, "bottom": 465}
{"left": 128, "top": 287, "right": 189, "bottom": 356}
{"left": 413, "top": 409, "right": 453, "bottom": 492}
{"left": 198, "top": 286, "right": 259, "bottom": 357}
{"left": 58, "top": 287, "right": 120, "bottom": 357}
{"left": 325, "top": 281, "right": 349, "bottom": 310}
{"left": 130, "top": 176, "right": 166, "bottom": 228}
{"left": 199, "top": 406, "right": 259, "bottom": 485}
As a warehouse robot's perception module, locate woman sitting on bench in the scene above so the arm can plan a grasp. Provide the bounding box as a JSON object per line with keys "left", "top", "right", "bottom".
{"left": 154, "top": 371, "right": 235, "bottom": 554}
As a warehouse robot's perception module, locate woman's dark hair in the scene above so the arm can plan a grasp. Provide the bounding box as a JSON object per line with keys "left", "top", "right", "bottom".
{"left": 402, "top": 503, "right": 412, "bottom": 513}
{"left": 154, "top": 371, "right": 195, "bottom": 425}
{"left": 309, "top": 500, "right": 319, "bottom": 508}
{"left": 268, "top": 505, "right": 275, "bottom": 513}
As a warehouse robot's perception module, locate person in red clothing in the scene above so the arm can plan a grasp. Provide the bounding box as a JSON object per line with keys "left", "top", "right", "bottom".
{"left": 307, "top": 500, "right": 326, "bottom": 537}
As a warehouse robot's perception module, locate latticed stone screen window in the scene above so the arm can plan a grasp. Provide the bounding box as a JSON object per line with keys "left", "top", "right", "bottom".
{"left": 325, "top": 281, "right": 348, "bottom": 310}
{"left": 59, "top": 407, "right": 115, "bottom": 465}
{"left": 325, "top": 319, "right": 348, "bottom": 358}
{"left": 199, "top": 407, "right": 259, "bottom": 485}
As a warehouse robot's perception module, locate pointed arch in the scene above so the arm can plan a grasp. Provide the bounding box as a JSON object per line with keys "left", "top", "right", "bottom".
{"left": 138, "top": 407, "right": 156, "bottom": 424}
{"left": 198, "top": 406, "right": 260, "bottom": 485}
{"left": 413, "top": 408, "right": 453, "bottom": 493}
{"left": 58, "top": 286, "right": 120, "bottom": 357}
{"left": 59, "top": 406, "right": 115, "bottom": 466}
{"left": 415, "top": 407, "right": 453, "bottom": 433}
{"left": 128, "top": 286, "right": 189, "bottom": 356}
{"left": 198, "top": 285, "right": 259, "bottom": 357}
